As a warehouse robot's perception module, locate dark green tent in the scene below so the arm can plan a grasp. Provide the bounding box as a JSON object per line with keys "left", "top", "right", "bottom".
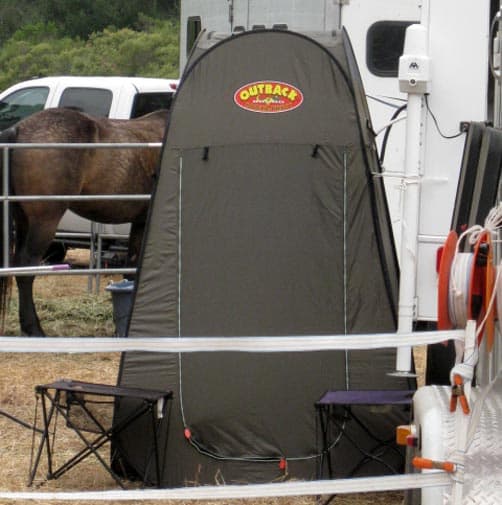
{"left": 114, "top": 29, "right": 413, "bottom": 486}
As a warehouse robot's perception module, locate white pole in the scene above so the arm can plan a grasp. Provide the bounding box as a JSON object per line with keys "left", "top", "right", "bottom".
{"left": 395, "top": 23, "right": 431, "bottom": 373}
{"left": 396, "top": 94, "right": 423, "bottom": 372}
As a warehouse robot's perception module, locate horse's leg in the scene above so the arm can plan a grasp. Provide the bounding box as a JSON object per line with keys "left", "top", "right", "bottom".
{"left": 14, "top": 210, "right": 62, "bottom": 336}
{"left": 15, "top": 277, "right": 41, "bottom": 336}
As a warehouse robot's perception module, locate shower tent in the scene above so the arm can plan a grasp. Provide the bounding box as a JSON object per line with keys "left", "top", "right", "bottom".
{"left": 114, "top": 28, "right": 413, "bottom": 486}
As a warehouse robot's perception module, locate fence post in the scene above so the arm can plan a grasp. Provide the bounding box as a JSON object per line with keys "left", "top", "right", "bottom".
{"left": 2, "top": 147, "right": 9, "bottom": 268}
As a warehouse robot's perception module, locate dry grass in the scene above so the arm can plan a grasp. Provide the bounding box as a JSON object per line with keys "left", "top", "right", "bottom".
{"left": 0, "top": 249, "right": 417, "bottom": 505}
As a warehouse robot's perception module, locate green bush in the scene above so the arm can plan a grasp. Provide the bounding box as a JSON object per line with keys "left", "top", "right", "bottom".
{"left": 0, "top": 17, "right": 179, "bottom": 90}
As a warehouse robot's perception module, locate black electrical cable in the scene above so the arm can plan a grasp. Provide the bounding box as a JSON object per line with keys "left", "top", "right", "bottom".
{"left": 380, "top": 94, "right": 465, "bottom": 165}
{"left": 425, "top": 94, "right": 464, "bottom": 139}
{"left": 379, "top": 103, "right": 407, "bottom": 164}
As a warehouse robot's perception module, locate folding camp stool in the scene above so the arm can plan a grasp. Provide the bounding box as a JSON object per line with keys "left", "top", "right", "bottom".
{"left": 316, "top": 389, "right": 414, "bottom": 479}
{"left": 28, "top": 379, "right": 172, "bottom": 488}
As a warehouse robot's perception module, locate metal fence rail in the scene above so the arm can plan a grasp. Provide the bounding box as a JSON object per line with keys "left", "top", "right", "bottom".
{"left": 0, "top": 141, "right": 161, "bottom": 283}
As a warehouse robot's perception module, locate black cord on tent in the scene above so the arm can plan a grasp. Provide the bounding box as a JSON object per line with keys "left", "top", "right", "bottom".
{"left": 379, "top": 103, "right": 407, "bottom": 164}
{"left": 182, "top": 425, "right": 325, "bottom": 470}
{"left": 187, "top": 434, "right": 282, "bottom": 463}
{"left": 0, "top": 408, "right": 42, "bottom": 433}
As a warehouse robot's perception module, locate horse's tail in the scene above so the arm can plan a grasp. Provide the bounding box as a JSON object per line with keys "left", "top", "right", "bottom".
{"left": 0, "top": 126, "right": 17, "bottom": 331}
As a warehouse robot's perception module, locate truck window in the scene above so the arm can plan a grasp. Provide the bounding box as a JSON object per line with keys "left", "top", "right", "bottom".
{"left": 131, "top": 92, "right": 174, "bottom": 118}
{"left": 366, "top": 21, "right": 416, "bottom": 77}
{"left": 58, "top": 87, "right": 113, "bottom": 117}
{"left": 0, "top": 86, "right": 49, "bottom": 131}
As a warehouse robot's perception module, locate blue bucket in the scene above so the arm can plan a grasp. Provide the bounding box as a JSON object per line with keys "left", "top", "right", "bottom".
{"left": 106, "top": 280, "right": 134, "bottom": 337}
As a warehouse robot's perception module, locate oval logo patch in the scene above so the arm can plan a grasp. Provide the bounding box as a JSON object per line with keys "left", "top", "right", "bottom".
{"left": 234, "top": 80, "right": 303, "bottom": 113}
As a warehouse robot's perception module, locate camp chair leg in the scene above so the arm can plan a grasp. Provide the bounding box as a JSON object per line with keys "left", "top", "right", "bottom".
{"left": 316, "top": 404, "right": 334, "bottom": 479}
{"left": 28, "top": 389, "right": 60, "bottom": 486}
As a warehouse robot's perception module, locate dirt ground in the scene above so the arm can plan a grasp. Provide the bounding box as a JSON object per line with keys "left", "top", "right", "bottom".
{"left": 0, "top": 249, "right": 418, "bottom": 505}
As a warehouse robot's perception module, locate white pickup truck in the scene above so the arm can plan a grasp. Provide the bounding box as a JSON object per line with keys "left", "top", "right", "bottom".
{"left": 0, "top": 75, "right": 178, "bottom": 262}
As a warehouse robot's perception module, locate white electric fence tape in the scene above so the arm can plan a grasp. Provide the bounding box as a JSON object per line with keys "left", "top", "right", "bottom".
{"left": 0, "top": 473, "right": 451, "bottom": 501}
{"left": 0, "top": 329, "right": 461, "bottom": 500}
{"left": 0, "top": 329, "right": 464, "bottom": 354}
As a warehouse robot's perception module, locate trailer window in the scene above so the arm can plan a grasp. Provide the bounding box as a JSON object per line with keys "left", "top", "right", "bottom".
{"left": 367, "top": 21, "right": 416, "bottom": 77}
{"left": 131, "top": 92, "right": 174, "bottom": 118}
{"left": 187, "top": 16, "right": 202, "bottom": 55}
{"left": 59, "top": 88, "right": 112, "bottom": 117}
{"left": 0, "top": 86, "right": 49, "bottom": 131}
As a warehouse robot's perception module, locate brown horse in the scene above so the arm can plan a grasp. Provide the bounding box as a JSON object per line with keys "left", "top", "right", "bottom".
{"left": 0, "top": 107, "right": 168, "bottom": 336}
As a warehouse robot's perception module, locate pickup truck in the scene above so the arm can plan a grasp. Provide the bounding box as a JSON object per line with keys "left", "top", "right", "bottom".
{"left": 0, "top": 76, "right": 178, "bottom": 262}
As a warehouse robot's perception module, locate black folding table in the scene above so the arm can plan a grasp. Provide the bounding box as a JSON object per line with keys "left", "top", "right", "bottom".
{"left": 316, "top": 389, "right": 414, "bottom": 479}
{"left": 28, "top": 379, "right": 172, "bottom": 488}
